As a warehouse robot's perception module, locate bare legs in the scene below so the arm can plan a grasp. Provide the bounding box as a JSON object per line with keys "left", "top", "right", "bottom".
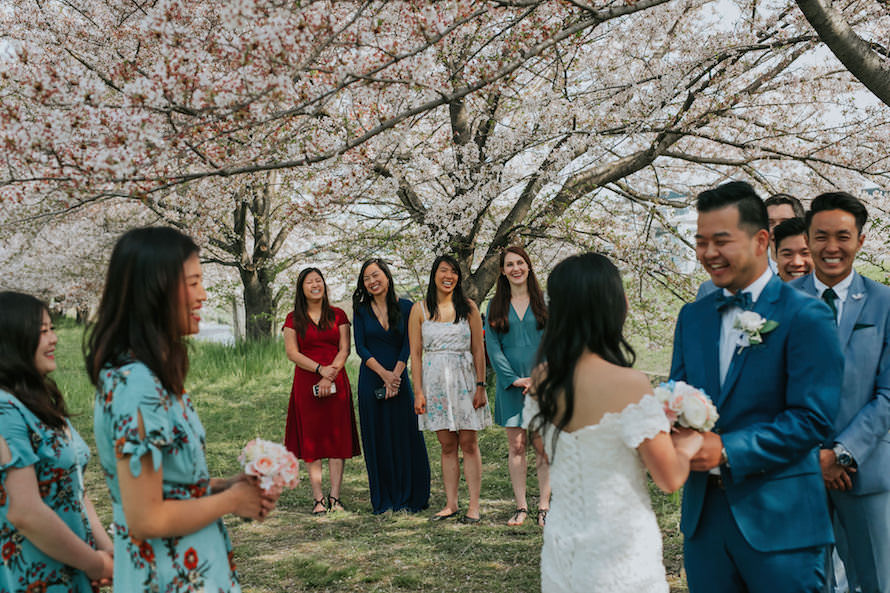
{"left": 531, "top": 431, "right": 551, "bottom": 525}
{"left": 506, "top": 427, "right": 529, "bottom": 524}
{"left": 435, "top": 430, "right": 460, "bottom": 516}
{"left": 307, "top": 458, "right": 346, "bottom": 513}
{"left": 505, "top": 427, "right": 551, "bottom": 525}
{"left": 434, "top": 429, "right": 482, "bottom": 519}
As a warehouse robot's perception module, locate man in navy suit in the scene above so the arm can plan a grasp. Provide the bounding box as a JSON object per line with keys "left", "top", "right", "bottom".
{"left": 791, "top": 192, "right": 890, "bottom": 593}
{"left": 671, "top": 181, "right": 843, "bottom": 592}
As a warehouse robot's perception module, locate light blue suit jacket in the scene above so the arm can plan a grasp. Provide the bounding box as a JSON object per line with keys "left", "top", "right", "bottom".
{"left": 671, "top": 274, "right": 843, "bottom": 552}
{"left": 791, "top": 271, "right": 890, "bottom": 495}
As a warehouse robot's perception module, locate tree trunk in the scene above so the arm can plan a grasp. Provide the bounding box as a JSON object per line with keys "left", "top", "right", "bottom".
{"left": 795, "top": 0, "right": 890, "bottom": 108}
{"left": 241, "top": 267, "right": 275, "bottom": 340}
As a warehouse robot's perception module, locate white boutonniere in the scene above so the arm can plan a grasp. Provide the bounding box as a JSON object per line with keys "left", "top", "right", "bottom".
{"left": 734, "top": 311, "right": 779, "bottom": 352}
{"left": 851, "top": 293, "right": 864, "bottom": 301}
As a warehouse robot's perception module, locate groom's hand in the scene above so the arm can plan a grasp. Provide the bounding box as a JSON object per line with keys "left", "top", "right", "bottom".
{"left": 689, "top": 432, "right": 724, "bottom": 472}
{"left": 819, "top": 448, "right": 856, "bottom": 490}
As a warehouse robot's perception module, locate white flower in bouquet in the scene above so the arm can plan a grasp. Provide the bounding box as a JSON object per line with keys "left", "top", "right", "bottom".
{"left": 654, "top": 381, "right": 718, "bottom": 432}
{"left": 238, "top": 438, "right": 300, "bottom": 493}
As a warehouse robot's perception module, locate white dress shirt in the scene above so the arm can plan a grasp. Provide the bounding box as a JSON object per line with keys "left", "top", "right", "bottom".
{"left": 813, "top": 270, "right": 855, "bottom": 324}
{"left": 719, "top": 268, "right": 773, "bottom": 386}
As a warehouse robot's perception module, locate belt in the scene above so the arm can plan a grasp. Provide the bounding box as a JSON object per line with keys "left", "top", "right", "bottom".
{"left": 706, "top": 474, "right": 725, "bottom": 489}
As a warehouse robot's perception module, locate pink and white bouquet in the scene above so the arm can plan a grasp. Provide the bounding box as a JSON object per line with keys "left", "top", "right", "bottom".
{"left": 653, "top": 381, "right": 719, "bottom": 432}
{"left": 238, "top": 438, "right": 300, "bottom": 493}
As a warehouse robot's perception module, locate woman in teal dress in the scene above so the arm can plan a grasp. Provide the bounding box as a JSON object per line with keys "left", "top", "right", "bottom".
{"left": 484, "top": 246, "right": 551, "bottom": 526}
{"left": 0, "top": 291, "right": 114, "bottom": 592}
{"left": 87, "top": 227, "right": 278, "bottom": 593}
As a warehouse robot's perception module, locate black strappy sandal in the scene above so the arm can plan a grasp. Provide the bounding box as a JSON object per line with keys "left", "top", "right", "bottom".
{"left": 311, "top": 498, "right": 327, "bottom": 515}
{"left": 537, "top": 508, "right": 549, "bottom": 527}
{"left": 507, "top": 508, "right": 528, "bottom": 526}
{"left": 328, "top": 495, "right": 346, "bottom": 512}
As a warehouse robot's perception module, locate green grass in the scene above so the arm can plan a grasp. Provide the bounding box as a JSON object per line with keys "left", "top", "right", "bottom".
{"left": 54, "top": 324, "right": 686, "bottom": 593}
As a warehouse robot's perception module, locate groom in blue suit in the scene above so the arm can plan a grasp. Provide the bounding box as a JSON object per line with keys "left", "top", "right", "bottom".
{"left": 671, "top": 182, "right": 843, "bottom": 592}
{"left": 791, "top": 192, "right": 890, "bottom": 593}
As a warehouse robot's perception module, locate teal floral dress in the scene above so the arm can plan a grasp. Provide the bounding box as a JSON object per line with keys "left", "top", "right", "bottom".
{"left": 93, "top": 361, "right": 241, "bottom": 593}
{"left": 0, "top": 389, "right": 95, "bottom": 593}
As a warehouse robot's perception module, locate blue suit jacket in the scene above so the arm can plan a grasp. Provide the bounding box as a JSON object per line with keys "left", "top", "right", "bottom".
{"left": 671, "top": 274, "right": 842, "bottom": 552}
{"left": 791, "top": 272, "right": 890, "bottom": 495}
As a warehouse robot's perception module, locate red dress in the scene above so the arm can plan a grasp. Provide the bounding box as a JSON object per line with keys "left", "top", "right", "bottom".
{"left": 283, "top": 308, "right": 360, "bottom": 462}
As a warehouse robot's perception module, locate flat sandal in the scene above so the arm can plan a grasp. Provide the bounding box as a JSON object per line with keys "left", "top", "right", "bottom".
{"left": 507, "top": 507, "right": 528, "bottom": 526}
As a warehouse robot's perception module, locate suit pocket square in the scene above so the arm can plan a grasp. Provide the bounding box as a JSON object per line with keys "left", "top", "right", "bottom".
{"left": 853, "top": 323, "right": 875, "bottom": 331}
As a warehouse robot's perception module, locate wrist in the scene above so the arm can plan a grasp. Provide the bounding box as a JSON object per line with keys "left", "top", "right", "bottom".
{"left": 86, "top": 549, "right": 105, "bottom": 580}
{"left": 833, "top": 443, "right": 855, "bottom": 467}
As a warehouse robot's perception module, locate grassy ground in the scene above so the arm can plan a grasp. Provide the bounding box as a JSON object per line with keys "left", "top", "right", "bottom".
{"left": 54, "top": 321, "right": 687, "bottom": 593}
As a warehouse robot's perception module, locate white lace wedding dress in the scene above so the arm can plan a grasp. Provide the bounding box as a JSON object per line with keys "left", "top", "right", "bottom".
{"left": 540, "top": 394, "right": 671, "bottom": 593}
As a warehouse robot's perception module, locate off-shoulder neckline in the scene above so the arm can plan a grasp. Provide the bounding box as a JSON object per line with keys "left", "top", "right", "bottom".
{"left": 559, "top": 393, "right": 658, "bottom": 436}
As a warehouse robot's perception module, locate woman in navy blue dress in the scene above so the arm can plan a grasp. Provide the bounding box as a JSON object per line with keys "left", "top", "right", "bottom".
{"left": 352, "top": 259, "right": 430, "bottom": 514}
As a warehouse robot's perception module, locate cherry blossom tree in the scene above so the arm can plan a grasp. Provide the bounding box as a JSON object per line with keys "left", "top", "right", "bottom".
{"left": 794, "top": 0, "right": 890, "bottom": 108}
{"left": 331, "top": 0, "right": 889, "bottom": 311}
{"left": 1, "top": 0, "right": 887, "bottom": 342}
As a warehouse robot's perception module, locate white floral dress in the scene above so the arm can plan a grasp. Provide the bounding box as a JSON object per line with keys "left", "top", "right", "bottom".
{"left": 417, "top": 306, "right": 492, "bottom": 432}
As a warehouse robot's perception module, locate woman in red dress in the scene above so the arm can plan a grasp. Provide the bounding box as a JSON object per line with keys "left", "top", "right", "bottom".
{"left": 283, "top": 268, "right": 360, "bottom": 515}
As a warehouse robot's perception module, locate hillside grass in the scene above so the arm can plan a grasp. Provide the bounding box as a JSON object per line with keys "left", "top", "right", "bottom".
{"left": 55, "top": 321, "right": 687, "bottom": 593}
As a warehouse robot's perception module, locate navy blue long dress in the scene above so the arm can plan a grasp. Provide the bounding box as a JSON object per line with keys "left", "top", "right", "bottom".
{"left": 353, "top": 298, "right": 430, "bottom": 513}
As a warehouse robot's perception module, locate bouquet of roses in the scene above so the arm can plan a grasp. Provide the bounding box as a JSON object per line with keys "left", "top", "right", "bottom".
{"left": 653, "top": 380, "right": 719, "bottom": 432}
{"left": 238, "top": 438, "right": 300, "bottom": 493}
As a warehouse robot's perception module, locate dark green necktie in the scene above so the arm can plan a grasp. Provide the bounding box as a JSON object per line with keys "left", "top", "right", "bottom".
{"left": 822, "top": 287, "right": 839, "bottom": 324}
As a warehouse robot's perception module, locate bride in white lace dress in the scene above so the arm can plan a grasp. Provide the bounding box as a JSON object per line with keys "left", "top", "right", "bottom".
{"left": 530, "top": 253, "right": 703, "bottom": 593}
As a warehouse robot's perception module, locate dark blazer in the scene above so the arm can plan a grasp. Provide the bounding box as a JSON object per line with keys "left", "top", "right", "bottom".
{"left": 671, "top": 274, "right": 843, "bottom": 552}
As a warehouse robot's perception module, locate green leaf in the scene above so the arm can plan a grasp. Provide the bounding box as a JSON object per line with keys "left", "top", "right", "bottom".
{"left": 761, "top": 320, "right": 779, "bottom": 334}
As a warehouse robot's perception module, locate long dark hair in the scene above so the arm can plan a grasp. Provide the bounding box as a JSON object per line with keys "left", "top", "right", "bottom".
{"left": 425, "top": 255, "right": 471, "bottom": 323}
{"left": 85, "top": 227, "right": 199, "bottom": 396}
{"left": 533, "top": 253, "right": 635, "bottom": 438}
{"left": 291, "top": 267, "right": 335, "bottom": 336}
{"left": 488, "top": 246, "right": 547, "bottom": 333}
{"left": 0, "top": 292, "right": 69, "bottom": 429}
{"left": 352, "top": 258, "right": 401, "bottom": 329}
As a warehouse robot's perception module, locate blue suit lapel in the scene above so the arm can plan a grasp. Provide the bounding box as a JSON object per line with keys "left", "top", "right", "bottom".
{"left": 839, "top": 272, "right": 867, "bottom": 348}
{"left": 720, "top": 275, "right": 783, "bottom": 403}
{"left": 700, "top": 299, "right": 722, "bottom": 402}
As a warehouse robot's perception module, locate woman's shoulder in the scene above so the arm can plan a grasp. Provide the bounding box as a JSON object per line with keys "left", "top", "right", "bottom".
{"left": 0, "top": 389, "right": 35, "bottom": 423}
{"left": 99, "top": 360, "right": 169, "bottom": 408}
{"left": 331, "top": 306, "right": 349, "bottom": 322}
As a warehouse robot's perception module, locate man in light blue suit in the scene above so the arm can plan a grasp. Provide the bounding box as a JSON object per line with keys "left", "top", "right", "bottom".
{"left": 671, "top": 182, "right": 843, "bottom": 592}
{"left": 791, "top": 192, "right": 890, "bottom": 593}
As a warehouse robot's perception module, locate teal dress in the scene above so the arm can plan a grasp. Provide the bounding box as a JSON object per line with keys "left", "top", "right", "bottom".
{"left": 485, "top": 305, "right": 544, "bottom": 427}
{"left": 0, "top": 390, "right": 95, "bottom": 593}
{"left": 93, "top": 361, "right": 241, "bottom": 593}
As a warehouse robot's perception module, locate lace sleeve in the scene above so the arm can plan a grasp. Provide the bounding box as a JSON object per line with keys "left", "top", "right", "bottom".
{"left": 619, "top": 394, "right": 670, "bottom": 449}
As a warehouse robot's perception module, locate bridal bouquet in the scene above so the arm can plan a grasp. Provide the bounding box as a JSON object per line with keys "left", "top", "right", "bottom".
{"left": 238, "top": 438, "right": 300, "bottom": 493}
{"left": 653, "top": 381, "right": 718, "bottom": 432}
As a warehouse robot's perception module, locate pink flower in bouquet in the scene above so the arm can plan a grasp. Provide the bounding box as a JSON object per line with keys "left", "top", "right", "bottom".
{"left": 653, "top": 381, "right": 718, "bottom": 432}
{"left": 239, "top": 438, "right": 300, "bottom": 493}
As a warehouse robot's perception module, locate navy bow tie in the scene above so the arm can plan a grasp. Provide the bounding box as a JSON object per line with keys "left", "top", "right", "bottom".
{"left": 716, "top": 291, "right": 753, "bottom": 312}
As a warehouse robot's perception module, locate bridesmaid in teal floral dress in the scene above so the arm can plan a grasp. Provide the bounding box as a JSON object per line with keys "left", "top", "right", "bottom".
{"left": 86, "top": 227, "right": 278, "bottom": 593}
{"left": 0, "top": 292, "right": 114, "bottom": 593}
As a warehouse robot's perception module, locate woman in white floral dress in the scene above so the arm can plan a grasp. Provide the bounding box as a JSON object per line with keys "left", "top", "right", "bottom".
{"left": 409, "top": 255, "right": 491, "bottom": 523}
